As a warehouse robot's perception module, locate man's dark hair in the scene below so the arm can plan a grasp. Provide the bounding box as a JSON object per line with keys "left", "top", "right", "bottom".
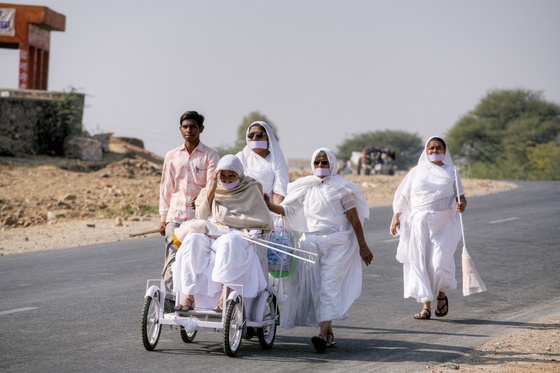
{"left": 179, "top": 111, "right": 205, "bottom": 127}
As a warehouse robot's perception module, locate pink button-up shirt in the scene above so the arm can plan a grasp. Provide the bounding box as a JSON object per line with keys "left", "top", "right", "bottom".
{"left": 159, "top": 142, "right": 219, "bottom": 224}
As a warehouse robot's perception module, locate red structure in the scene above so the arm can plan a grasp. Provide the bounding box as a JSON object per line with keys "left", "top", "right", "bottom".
{"left": 0, "top": 4, "right": 65, "bottom": 90}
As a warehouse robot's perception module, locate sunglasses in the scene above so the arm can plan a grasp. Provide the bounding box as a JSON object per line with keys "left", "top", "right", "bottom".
{"left": 313, "top": 160, "right": 329, "bottom": 166}
{"left": 247, "top": 132, "right": 265, "bottom": 139}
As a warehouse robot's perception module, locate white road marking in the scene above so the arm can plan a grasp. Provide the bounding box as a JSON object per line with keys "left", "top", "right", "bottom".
{"left": 0, "top": 307, "right": 37, "bottom": 316}
{"left": 489, "top": 217, "right": 520, "bottom": 224}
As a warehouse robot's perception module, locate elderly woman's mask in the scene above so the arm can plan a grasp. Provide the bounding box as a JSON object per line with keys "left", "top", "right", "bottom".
{"left": 220, "top": 179, "right": 240, "bottom": 190}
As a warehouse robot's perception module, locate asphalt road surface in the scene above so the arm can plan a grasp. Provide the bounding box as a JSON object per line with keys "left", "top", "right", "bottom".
{"left": 1, "top": 181, "right": 559, "bottom": 373}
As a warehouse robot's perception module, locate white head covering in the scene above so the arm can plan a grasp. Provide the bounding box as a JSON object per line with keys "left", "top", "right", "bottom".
{"left": 310, "top": 147, "right": 338, "bottom": 176}
{"left": 392, "top": 136, "right": 459, "bottom": 215}
{"left": 237, "top": 121, "right": 289, "bottom": 196}
{"left": 282, "top": 147, "right": 370, "bottom": 232}
{"left": 217, "top": 154, "right": 244, "bottom": 177}
{"left": 418, "top": 136, "right": 455, "bottom": 168}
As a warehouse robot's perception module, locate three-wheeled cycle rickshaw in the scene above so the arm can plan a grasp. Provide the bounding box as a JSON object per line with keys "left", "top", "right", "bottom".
{"left": 140, "top": 230, "right": 314, "bottom": 357}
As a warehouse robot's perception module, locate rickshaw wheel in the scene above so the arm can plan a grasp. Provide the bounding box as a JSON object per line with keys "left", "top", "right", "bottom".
{"left": 257, "top": 294, "right": 277, "bottom": 349}
{"left": 223, "top": 297, "right": 244, "bottom": 357}
{"left": 141, "top": 293, "right": 162, "bottom": 351}
{"left": 180, "top": 326, "right": 197, "bottom": 343}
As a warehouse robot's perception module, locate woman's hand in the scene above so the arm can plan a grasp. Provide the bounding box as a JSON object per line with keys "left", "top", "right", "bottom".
{"left": 359, "top": 243, "right": 373, "bottom": 266}
{"left": 264, "top": 193, "right": 285, "bottom": 216}
{"left": 456, "top": 195, "right": 467, "bottom": 213}
{"left": 390, "top": 213, "right": 401, "bottom": 236}
{"left": 207, "top": 169, "right": 220, "bottom": 192}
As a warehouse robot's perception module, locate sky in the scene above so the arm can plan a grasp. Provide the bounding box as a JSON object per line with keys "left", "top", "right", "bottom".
{"left": 1, "top": 0, "right": 559, "bottom": 160}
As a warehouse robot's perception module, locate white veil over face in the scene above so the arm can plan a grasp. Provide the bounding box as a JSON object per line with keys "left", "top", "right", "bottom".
{"left": 310, "top": 147, "right": 338, "bottom": 176}
{"left": 418, "top": 136, "right": 455, "bottom": 169}
{"left": 243, "top": 121, "right": 287, "bottom": 168}
{"left": 237, "top": 121, "right": 289, "bottom": 197}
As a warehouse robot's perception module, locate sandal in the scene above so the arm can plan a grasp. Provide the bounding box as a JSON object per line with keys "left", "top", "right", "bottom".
{"left": 213, "top": 297, "right": 224, "bottom": 312}
{"left": 175, "top": 297, "right": 195, "bottom": 312}
{"left": 312, "top": 335, "right": 327, "bottom": 353}
{"left": 326, "top": 331, "right": 336, "bottom": 347}
{"left": 414, "top": 308, "right": 431, "bottom": 320}
{"left": 435, "top": 296, "right": 448, "bottom": 317}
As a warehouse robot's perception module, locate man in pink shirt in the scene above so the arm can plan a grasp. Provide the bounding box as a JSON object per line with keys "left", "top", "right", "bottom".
{"left": 159, "top": 111, "right": 219, "bottom": 304}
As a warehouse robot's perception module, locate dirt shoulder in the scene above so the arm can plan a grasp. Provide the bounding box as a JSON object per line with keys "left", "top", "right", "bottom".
{"left": 421, "top": 312, "right": 560, "bottom": 373}
{"left": 0, "top": 155, "right": 515, "bottom": 256}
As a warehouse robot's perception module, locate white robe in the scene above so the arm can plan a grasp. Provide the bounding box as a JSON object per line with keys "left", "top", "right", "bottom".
{"left": 211, "top": 230, "right": 268, "bottom": 299}
{"left": 280, "top": 166, "right": 369, "bottom": 328}
{"left": 392, "top": 139, "right": 464, "bottom": 303}
{"left": 172, "top": 233, "right": 221, "bottom": 298}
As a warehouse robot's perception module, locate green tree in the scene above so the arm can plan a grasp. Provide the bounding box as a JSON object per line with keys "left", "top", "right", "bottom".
{"left": 216, "top": 111, "right": 279, "bottom": 157}
{"left": 526, "top": 141, "right": 560, "bottom": 180}
{"left": 336, "top": 130, "right": 423, "bottom": 171}
{"left": 447, "top": 89, "right": 560, "bottom": 180}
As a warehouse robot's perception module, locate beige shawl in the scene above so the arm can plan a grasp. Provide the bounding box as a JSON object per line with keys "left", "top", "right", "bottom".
{"left": 196, "top": 175, "right": 274, "bottom": 232}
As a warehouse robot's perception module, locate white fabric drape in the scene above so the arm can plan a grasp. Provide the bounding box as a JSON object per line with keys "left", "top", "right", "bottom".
{"left": 211, "top": 230, "right": 268, "bottom": 298}
{"left": 173, "top": 233, "right": 221, "bottom": 297}
{"left": 280, "top": 148, "right": 369, "bottom": 328}
{"left": 392, "top": 136, "right": 464, "bottom": 303}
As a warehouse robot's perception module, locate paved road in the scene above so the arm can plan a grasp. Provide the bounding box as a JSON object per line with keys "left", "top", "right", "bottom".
{"left": 1, "top": 181, "right": 559, "bottom": 373}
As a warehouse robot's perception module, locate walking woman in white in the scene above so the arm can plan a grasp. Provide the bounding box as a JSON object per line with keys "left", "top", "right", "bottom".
{"left": 390, "top": 136, "right": 467, "bottom": 320}
{"left": 236, "top": 121, "right": 289, "bottom": 204}
{"left": 172, "top": 155, "right": 274, "bottom": 312}
{"left": 265, "top": 148, "right": 373, "bottom": 353}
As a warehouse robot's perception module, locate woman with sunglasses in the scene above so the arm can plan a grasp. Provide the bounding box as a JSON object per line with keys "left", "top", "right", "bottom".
{"left": 172, "top": 155, "right": 274, "bottom": 312}
{"left": 265, "top": 148, "right": 374, "bottom": 353}
{"left": 236, "top": 121, "right": 289, "bottom": 204}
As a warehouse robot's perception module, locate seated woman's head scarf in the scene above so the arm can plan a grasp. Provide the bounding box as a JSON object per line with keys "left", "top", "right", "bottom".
{"left": 213, "top": 154, "right": 274, "bottom": 231}
{"left": 217, "top": 154, "right": 244, "bottom": 178}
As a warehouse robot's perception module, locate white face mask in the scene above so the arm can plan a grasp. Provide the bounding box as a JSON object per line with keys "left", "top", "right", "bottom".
{"left": 314, "top": 168, "right": 331, "bottom": 177}
{"left": 428, "top": 153, "right": 445, "bottom": 162}
{"left": 248, "top": 141, "right": 268, "bottom": 150}
{"left": 220, "top": 179, "right": 240, "bottom": 190}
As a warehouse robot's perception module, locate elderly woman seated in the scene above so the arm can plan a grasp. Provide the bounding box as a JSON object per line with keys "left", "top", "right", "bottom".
{"left": 172, "top": 155, "right": 274, "bottom": 312}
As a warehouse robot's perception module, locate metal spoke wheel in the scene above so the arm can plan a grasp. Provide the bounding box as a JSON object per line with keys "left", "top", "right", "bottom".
{"left": 180, "top": 326, "right": 197, "bottom": 343}
{"left": 223, "top": 297, "right": 244, "bottom": 357}
{"left": 257, "top": 294, "right": 277, "bottom": 349}
{"left": 141, "top": 293, "right": 162, "bottom": 351}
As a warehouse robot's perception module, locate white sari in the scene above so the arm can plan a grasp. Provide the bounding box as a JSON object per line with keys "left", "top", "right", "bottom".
{"left": 280, "top": 148, "right": 369, "bottom": 328}
{"left": 392, "top": 137, "right": 464, "bottom": 303}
